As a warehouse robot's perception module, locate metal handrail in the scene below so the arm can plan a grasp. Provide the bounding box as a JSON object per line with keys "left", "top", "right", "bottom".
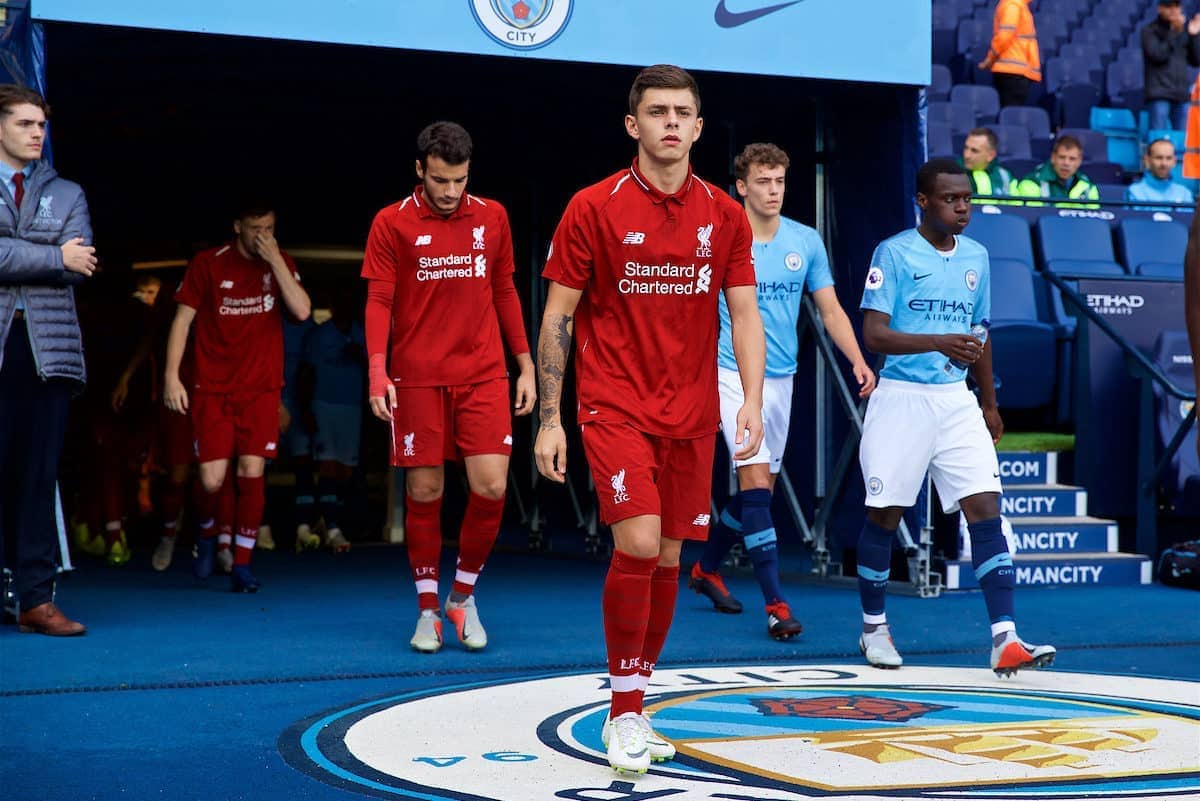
{"left": 1043, "top": 269, "right": 1195, "bottom": 403}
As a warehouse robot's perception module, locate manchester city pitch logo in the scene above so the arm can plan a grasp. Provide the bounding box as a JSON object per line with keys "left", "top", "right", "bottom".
{"left": 279, "top": 665, "right": 1200, "bottom": 800}
{"left": 470, "top": 0, "right": 573, "bottom": 50}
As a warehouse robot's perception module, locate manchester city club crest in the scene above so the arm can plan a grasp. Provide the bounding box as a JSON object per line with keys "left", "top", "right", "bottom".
{"left": 279, "top": 665, "right": 1200, "bottom": 800}
{"left": 470, "top": 0, "right": 573, "bottom": 51}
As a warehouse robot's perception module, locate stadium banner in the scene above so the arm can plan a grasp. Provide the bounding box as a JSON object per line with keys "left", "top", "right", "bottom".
{"left": 1075, "top": 278, "right": 1185, "bottom": 521}
{"left": 29, "top": 0, "right": 931, "bottom": 86}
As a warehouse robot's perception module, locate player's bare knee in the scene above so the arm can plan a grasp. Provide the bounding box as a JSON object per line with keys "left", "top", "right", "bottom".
{"left": 407, "top": 481, "right": 444, "bottom": 503}
{"left": 199, "top": 472, "right": 224, "bottom": 495}
{"left": 866, "top": 506, "right": 903, "bottom": 531}
{"left": 959, "top": 492, "right": 1001, "bottom": 523}
{"left": 473, "top": 478, "right": 506, "bottom": 501}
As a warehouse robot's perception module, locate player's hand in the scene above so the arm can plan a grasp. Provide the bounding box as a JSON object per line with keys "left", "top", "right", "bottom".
{"left": 934, "top": 334, "right": 983, "bottom": 365}
{"left": 369, "top": 384, "right": 396, "bottom": 422}
{"left": 278, "top": 403, "right": 292, "bottom": 434}
{"left": 853, "top": 362, "right": 877, "bottom": 398}
{"left": 513, "top": 367, "right": 536, "bottom": 417}
{"left": 534, "top": 423, "right": 568, "bottom": 483}
{"left": 254, "top": 232, "right": 282, "bottom": 264}
{"left": 110, "top": 374, "right": 130, "bottom": 413}
{"left": 732, "top": 403, "right": 764, "bottom": 461}
{"left": 977, "top": 57, "right": 991, "bottom": 71}
{"left": 1188, "top": 13, "right": 1200, "bottom": 35}
{"left": 61, "top": 237, "right": 97, "bottom": 276}
{"left": 982, "top": 403, "right": 1004, "bottom": 445}
{"left": 163, "top": 372, "right": 189, "bottom": 414}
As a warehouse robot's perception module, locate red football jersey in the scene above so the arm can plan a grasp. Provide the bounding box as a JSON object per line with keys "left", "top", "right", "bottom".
{"left": 544, "top": 160, "right": 756, "bottom": 438}
{"left": 361, "top": 189, "right": 527, "bottom": 387}
{"left": 175, "top": 243, "right": 298, "bottom": 394}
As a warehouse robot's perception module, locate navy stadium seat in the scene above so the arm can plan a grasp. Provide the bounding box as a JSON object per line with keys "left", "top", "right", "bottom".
{"left": 1005, "top": 157, "right": 1040, "bottom": 179}
{"left": 951, "top": 84, "right": 1001, "bottom": 124}
{"left": 1117, "top": 218, "right": 1188, "bottom": 274}
{"left": 991, "top": 123, "right": 1032, "bottom": 159}
{"left": 1081, "top": 160, "right": 1124, "bottom": 184}
{"left": 965, "top": 212, "right": 1035, "bottom": 268}
{"left": 928, "top": 121, "right": 954, "bottom": 158}
{"left": 1036, "top": 216, "right": 1127, "bottom": 276}
{"left": 1152, "top": 330, "right": 1199, "bottom": 515}
{"left": 1106, "top": 61, "right": 1143, "bottom": 110}
{"left": 1055, "top": 83, "right": 1104, "bottom": 129}
{"left": 929, "top": 64, "right": 952, "bottom": 102}
{"left": 929, "top": 101, "right": 976, "bottom": 135}
{"left": 999, "top": 104, "right": 1054, "bottom": 158}
{"left": 1096, "top": 183, "right": 1127, "bottom": 203}
{"left": 1137, "top": 261, "right": 1185, "bottom": 279}
{"left": 988, "top": 258, "right": 1059, "bottom": 409}
{"left": 1045, "top": 57, "right": 1094, "bottom": 94}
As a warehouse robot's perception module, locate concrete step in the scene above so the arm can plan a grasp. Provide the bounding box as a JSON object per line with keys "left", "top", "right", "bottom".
{"left": 997, "top": 451, "right": 1059, "bottom": 486}
{"left": 1000, "top": 485, "right": 1088, "bottom": 519}
{"left": 943, "top": 552, "right": 1153, "bottom": 590}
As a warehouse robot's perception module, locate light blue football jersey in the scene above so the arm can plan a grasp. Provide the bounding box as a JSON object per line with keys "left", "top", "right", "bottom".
{"left": 718, "top": 216, "right": 834, "bottom": 377}
{"left": 859, "top": 229, "right": 990, "bottom": 385}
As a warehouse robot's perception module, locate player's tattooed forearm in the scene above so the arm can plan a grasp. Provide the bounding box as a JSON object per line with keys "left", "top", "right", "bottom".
{"left": 537, "top": 313, "right": 573, "bottom": 426}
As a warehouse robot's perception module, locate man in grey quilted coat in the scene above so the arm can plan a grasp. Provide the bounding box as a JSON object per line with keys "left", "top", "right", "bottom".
{"left": 0, "top": 84, "right": 97, "bottom": 636}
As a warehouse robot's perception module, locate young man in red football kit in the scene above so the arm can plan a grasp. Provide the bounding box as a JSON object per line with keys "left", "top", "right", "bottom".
{"left": 535, "top": 65, "right": 766, "bottom": 775}
{"left": 163, "top": 201, "right": 311, "bottom": 592}
{"left": 363, "top": 122, "right": 535, "bottom": 653}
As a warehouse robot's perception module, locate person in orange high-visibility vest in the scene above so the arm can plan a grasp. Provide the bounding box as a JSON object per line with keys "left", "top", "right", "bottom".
{"left": 979, "top": 0, "right": 1041, "bottom": 107}
{"left": 1184, "top": 74, "right": 1200, "bottom": 178}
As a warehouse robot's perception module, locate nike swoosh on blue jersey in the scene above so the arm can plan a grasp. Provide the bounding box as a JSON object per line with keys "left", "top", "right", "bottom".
{"left": 714, "top": 0, "right": 803, "bottom": 28}
{"left": 914, "top": 273, "right": 933, "bottom": 281}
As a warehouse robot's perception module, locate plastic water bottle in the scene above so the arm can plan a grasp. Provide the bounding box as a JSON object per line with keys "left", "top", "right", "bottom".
{"left": 945, "top": 322, "right": 989, "bottom": 374}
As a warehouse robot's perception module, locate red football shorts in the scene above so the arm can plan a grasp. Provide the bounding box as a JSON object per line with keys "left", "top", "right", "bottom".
{"left": 580, "top": 421, "right": 715, "bottom": 541}
{"left": 388, "top": 378, "right": 512, "bottom": 468}
{"left": 191, "top": 389, "right": 281, "bottom": 464}
{"left": 161, "top": 405, "right": 196, "bottom": 466}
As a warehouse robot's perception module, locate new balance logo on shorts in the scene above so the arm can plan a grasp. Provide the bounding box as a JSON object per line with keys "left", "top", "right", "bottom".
{"left": 265, "top": 441, "right": 277, "bottom": 452}
{"left": 692, "top": 514, "right": 711, "bottom": 526}
{"left": 503, "top": 434, "right": 513, "bottom": 446}
{"left": 611, "top": 469, "right": 630, "bottom": 504}
{"left": 414, "top": 234, "right": 432, "bottom": 246}
{"left": 622, "top": 231, "right": 646, "bottom": 245}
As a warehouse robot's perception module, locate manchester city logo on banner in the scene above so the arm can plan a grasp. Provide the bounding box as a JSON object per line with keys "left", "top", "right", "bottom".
{"left": 470, "top": 0, "right": 573, "bottom": 50}
{"left": 279, "top": 665, "right": 1200, "bottom": 800}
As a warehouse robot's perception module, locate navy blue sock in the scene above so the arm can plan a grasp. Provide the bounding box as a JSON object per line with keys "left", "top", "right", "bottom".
{"left": 740, "top": 488, "right": 785, "bottom": 605}
{"left": 317, "top": 476, "right": 340, "bottom": 531}
{"left": 969, "top": 517, "right": 1015, "bottom": 628}
{"left": 699, "top": 496, "right": 741, "bottom": 574}
{"left": 857, "top": 520, "right": 894, "bottom": 621}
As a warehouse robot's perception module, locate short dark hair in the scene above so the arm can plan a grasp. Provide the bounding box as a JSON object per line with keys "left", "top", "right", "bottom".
{"left": 0, "top": 84, "right": 50, "bottom": 118}
{"left": 628, "top": 64, "right": 701, "bottom": 116}
{"left": 733, "top": 143, "right": 790, "bottom": 181}
{"left": 233, "top": 197, "right": 275, "bottom": 222}
{"left": 1147, "top": 137, "right": 1176, "bottom": 157}
{"left": 1053, "top": 134, "right": 1084, "bottom": 155}
{"left": 917, "top": 158, "right": 968, "bottom": 196}
{"left": 967, "top": 127, "right": 998, "bottom": 151}
{"left": 416, "top": 121, "right": 473, "bottom": 166}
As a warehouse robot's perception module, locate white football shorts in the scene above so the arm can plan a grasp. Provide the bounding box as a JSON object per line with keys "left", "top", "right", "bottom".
{"left": 718, "top": 366, "right": 794, "bottom": 473}
{"left": 859, "top": 377, "right": 1001, "bottom": 513}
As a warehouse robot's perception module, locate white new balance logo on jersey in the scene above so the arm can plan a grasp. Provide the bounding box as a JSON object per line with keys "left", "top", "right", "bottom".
{"left": 692, "top": 514, "right": 711, "bottom": 526}
{"left": 611, "top": 469, "right": 630, "bottom": 504}
{"left": 695, "top": 264, "right": 712, "bottom": 294}
{"left": 414, "top": 234, "right": 432, "bottom": 246}
{"left": 403, "top": 432, "right": 415, "bottom": 457}
{"left": 696, "top": 223, "right": 713, "bottom": 257}
{"left": 474, "top": 254, "right": 487, "bottom": 277}
{"left": 220, "top": 280, "right": 234, "bottom": 289}
{"left": 472, "top": 225, "right": 486, "bottom": 250}
{"left": 622, "top": 232, "right": 645, "bottom": 245}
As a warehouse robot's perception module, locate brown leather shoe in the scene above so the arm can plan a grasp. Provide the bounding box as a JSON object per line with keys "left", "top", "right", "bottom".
{"left": 17, "top": 602, "right": 86, "bottom": 636}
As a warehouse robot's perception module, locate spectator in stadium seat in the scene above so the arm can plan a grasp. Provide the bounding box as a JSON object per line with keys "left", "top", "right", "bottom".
{"left": 1142, "top": 0, "right": 1200, "bottom": 132}
{"left": 978, "top": 0, "right": 1041, "bottom": 108}
{"left": 0, "top": 85, "right": 95, "bottom": 636}
{"left": 960, "top": 127, "right": 1017, "bottom": 200}
{"left": 1015, "top": 134, "right": 1100, "bottom": 208}
{"left": 1126, "top": 137, "right": 1195, "bottom": 209}
{"left": 1186, "top": 201, "right": 1200, "bottom": 460}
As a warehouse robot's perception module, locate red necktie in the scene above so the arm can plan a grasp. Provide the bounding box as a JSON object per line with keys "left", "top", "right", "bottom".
{"left": 12, "top": 172, "right": 23, "bottom": 210}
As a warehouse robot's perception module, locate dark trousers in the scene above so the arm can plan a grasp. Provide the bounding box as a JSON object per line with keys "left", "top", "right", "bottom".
{"left": 993, "top": 73, "right": 1032, "bottom": 108}
{"left": 0, "top": 317, "right": 72, "bottom": 608}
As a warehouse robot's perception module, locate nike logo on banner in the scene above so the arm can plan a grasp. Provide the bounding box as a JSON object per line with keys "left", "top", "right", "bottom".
{"left": 914, "top": 273, "right": 932, "bottom": 281}
{"left": 715, "top": 0, "right": 802, "bottom": 27}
